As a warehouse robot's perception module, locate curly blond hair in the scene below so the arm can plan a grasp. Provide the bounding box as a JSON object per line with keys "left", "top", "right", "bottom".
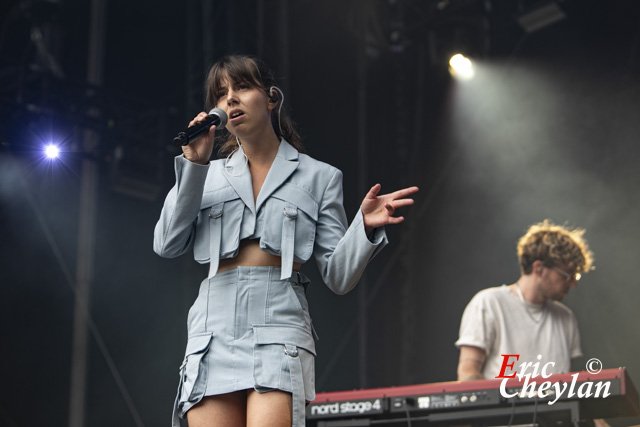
{"left": 517, "top": 219, "right": 594, "bottom": 275}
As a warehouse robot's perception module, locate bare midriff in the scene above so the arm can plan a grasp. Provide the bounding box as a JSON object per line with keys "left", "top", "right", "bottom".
{"left": 215, "top": 239, "right": 301, "bottom": 274}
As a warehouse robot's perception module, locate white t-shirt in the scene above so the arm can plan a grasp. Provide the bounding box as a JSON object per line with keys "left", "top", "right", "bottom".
{"left": 455, "top": 285, "right": 582, "bottom": 379}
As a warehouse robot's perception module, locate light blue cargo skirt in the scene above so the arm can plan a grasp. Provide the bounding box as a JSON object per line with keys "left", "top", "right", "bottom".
{"left": 172, "top": 266, "right": 316, "bottom": 427}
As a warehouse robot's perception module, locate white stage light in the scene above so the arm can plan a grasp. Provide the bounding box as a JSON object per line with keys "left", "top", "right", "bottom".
{"left": 45, "top": 144, "right": 60, "bottom": 159}
{"left": 449, "top": 54, "right": 474, "bottom": 79}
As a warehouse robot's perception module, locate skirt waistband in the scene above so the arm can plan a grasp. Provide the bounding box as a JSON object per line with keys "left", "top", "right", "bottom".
{"left": 206, "top": 266, "right": 309, "bottom": 286}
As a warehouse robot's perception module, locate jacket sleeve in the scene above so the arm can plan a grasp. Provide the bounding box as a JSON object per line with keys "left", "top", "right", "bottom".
{"left": 153, "top": 155, "right": 210, "bottom": 258}
{"left": 312, "top": 168, "right": 388, "bottom": 295}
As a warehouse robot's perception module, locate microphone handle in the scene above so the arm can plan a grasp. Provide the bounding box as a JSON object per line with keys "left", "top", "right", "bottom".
{"left": 173, "top": 114, "right": 222, "bottom": 146}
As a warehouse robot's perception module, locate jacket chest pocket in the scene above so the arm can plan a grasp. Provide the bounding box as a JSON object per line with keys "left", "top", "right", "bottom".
{"left": 194, "top": 189, "right": 245, "bottom": 265}
{"left": 261, "top": 185, "right": 318, "bottom": 264}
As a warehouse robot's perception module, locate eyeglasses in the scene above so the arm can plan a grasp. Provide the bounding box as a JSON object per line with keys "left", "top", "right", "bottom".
{"left": 552, "top": 266, "right": 581, "bottom": 283}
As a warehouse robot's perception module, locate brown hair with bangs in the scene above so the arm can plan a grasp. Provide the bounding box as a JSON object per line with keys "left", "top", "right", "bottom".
{"left": 204, "top": 54, "right": 303, "bottom": 156}
{"left": 517, "top": 219, "right": 595, "bottom": 276}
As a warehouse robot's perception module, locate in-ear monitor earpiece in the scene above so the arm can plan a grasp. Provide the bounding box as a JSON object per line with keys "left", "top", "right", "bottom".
{"left": 269, "top": 86, "right": 279, "bottom": 103}
{"left": 267, "top": 86, "right": 284, "bottom": 136}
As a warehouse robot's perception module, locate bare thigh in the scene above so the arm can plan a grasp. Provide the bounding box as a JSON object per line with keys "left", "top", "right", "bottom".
{"left": 187, "top": 391, "right": 247, "bottom": 427}
{"left": 246, "top": 389, "right": 292, "bottom": 427}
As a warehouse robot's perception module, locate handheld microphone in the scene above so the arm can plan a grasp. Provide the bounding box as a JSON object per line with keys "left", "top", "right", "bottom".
{"left": 173, "top": 108, "right": 228, "bottom": 146}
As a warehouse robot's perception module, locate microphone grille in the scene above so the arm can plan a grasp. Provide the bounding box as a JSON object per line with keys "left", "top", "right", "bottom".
{"left": 209, "top": 108, "right": 228, "bottom": 129}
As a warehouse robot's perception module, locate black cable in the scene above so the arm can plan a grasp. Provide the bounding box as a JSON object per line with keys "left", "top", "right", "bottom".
{"left": 507, "top": 398, "right": 516, "bottom": 427}
{"left": 403, "top": 398, "right": 413, "bottom": 427}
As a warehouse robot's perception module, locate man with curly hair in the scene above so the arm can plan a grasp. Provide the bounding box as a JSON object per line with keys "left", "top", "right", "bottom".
{"left": 455, "top": 220, "right": 594, "bottom": 381}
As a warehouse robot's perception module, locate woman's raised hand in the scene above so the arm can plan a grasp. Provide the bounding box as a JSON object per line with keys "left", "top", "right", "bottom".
{"left": 182, "top": 111, "right": 218, "bottom": 165}
{"left": 360, "top": 184, "right": 419, "bottom": 235}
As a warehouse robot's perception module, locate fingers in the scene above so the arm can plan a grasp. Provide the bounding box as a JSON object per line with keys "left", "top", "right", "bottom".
{"left": 188, "top": 112, "right": 219, "bottom": 137}
{"left": 384, "top": 199, "right": 411, "bottom": 212}
{"left": 381, "top": 206, "right": 405, "bottom": 224}
{"left": 383, "top": 203, "right": 405, "bottom": 220}
{"left": 389, "top": 186, "right": 419, "bottom": 199}
{"left": 208, "top": 123, "right": 217, "bottom": 138}
{"left": 187, "top": 112, "right": 218, "bottom": 139}
{"left": 366, "top": 183, "right": 382, "bottom": 199}
{"left": 382, "top": 192, "right": 414, "bottom": 222}
{"left": 388, "top": 198, "right": 415, "bottom": 209}
{"left": 388, "top": 216, "right": 405, "bottom": 224}
{"left": 182, "top": 111, "right": 217, "bottom": 165}
{"left": 369, "top": 185, "right": 419, "bottom": 201}
{"left": 189, "top": 111, "right": 210, "bottom": 127}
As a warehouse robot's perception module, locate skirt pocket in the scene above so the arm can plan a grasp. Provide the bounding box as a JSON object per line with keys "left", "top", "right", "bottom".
{"left": 252, "top": 324, "right": 316, "bottom": 401}
{"left": 253, "top": 324, "right": 316, "bottom": 427}
{"left": 176, "top": 333, "right": 213, "bottom": 417}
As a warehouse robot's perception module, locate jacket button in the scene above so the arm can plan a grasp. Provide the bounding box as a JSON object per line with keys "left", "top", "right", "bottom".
{"left": 284, "top": 345, "right": 298, "bottom": 357}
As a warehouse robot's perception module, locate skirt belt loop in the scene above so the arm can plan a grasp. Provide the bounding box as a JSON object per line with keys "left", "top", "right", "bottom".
{"left": 285, "top": 343, "right": 305, "bottom": 427}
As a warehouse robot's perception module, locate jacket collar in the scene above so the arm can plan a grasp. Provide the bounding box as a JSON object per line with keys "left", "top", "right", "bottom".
{"left": 223, "top": 139, "right": 300, "bottom": 213}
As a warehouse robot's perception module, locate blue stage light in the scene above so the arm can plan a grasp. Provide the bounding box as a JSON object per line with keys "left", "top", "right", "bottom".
{"left": 44, "top": 144, "right": 60, "bottom": 159}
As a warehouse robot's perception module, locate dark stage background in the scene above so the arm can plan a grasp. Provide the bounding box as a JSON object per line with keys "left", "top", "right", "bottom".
{"left": 1, "top": 0, "right": 640, "bottom": 426}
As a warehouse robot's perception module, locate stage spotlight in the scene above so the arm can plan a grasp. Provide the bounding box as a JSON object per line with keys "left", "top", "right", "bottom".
{"left": 449, "top": 54, "right": 474, "bottom": 79}
{"left": 44, "top": 143, "right": 60, "bottom": 159}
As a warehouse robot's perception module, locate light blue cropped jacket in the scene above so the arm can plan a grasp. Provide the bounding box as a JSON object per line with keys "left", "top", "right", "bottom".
{"left": 153, "top": 139, "right": 387, "bottom": 295}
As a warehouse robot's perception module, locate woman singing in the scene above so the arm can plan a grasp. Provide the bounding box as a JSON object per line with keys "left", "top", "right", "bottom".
{"left": 154, "top": 54, "right": 418, "bottom": 427}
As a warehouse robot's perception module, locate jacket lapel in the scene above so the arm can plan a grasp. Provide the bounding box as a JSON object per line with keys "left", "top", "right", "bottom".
{"left": 222, "top": 146, "right": 256, "bottom": 213}
{"left": 256, "top": 139, "right": 299, "bottom": 212}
